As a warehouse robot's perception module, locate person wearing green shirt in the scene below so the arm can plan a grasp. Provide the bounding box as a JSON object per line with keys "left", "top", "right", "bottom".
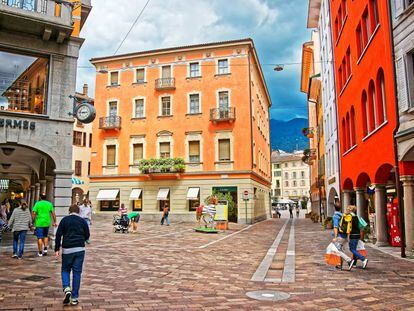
{"left": 127, "top": 211, "right": 140, "bottom": 233}
{"left": 32, "top": 194, "right": 57, "bottom": 256}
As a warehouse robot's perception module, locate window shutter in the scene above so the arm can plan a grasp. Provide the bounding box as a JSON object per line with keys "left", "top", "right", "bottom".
{"left": 396, "top": 56, "right": 409, "bottom": 112}
{"left": 218, "top": 139, "right": 230, "bottom": 161}
{"left": 189, "top": 141, "right": 200, "bottom": 156}
{"left": 133, "top": 144, "right": 143, "bottom": 163}
{"left": 107, "top": 145, "right": 116, "bottom": 165}
{"left": 160, "top": 142, "right": 170, "bottom": 154}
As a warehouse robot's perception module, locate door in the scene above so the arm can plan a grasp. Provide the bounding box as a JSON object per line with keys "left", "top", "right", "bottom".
{"left": 109, "top": 102, "right": 117, "bottom": 116}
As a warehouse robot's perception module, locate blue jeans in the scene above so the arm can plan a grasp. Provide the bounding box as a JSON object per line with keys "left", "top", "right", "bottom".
{"left": 61, "top": 251, "right": 85, "bottom": 299}
{"left": 349, "top": 239, "right": 365, "bottom": 262}
{"left": 161, "top": 214, "right": 170, "bottom": 225}
{"left": 13, "top": 230, "right": 27, "bottom": 257}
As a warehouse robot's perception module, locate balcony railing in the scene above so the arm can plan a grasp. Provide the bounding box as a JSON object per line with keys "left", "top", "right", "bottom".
{"left": 210, "top": 107, "right": 236, "bottom": 122}
{"left": 155, "top": 78, "right": 175, "bottom": 90}
{"left": 2, "top": 0, "right": 47, "bottom": 13}
{"left": 99, "top": 116, "right": 121, "bottom": 130}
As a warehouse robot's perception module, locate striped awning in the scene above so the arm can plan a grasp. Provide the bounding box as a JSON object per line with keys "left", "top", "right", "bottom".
{"left": 72, "top": 177, "right": 85, "bottom": 185}
{"left": 0, "top": 179, "right": 9, "bottom": 190}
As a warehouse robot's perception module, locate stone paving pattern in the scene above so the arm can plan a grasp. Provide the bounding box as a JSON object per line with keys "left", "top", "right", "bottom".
{"left": 1, "top": 214, "right": 414, "bottom": 310}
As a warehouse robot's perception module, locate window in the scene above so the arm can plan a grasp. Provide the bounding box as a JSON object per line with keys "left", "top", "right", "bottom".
{"left": 285, "top": 181, "right": 289, "bottom": 187}
{"left": 346, "top": 47, "right": 351, "bottom": 79}
{"left": 293, "top": 180, "right": 297, "bottom": 187}
{"left": 376, "top": 68, "right": 386, "bottom": 124}
{"left": 293, "top": 172, "right": 297, "bottom": 179}
{"left": 362, "top": 8, "right": 370, "bottom": 44}
{"left": 161, "top": 65, "right": 172, "bottom": 78}
{"left": 135, "top": 68, "right": 145, "bottom": 83}
{"left": 75, "top": 160, "right": 82, "bottom": 176}
{"left": 109, "top": 101, "right": 117, "bottom": 116}
{"left": 133, "top": 143, "right": 143, "bottom": 165}
{"left": 342, "top": 118, "right": 347, "bottom": 152}
{"left": 132, "top": 189, "right": 143, "bottom": 211}
{"left": 218, "top": 139, "right": 231, "bottom": 161}
{"left": 189, "top": 94, "right": 200, "bottom": 114}
{"left": 82, "top": 132, "right": 87, "bottom": 147}
{"left": 276, "top": 171, "right": 281, "bottom": 177}
{"left": 88, "top": 162, "right": 90, "bottom": 175}
{"left": 189, "top": 141, "right": 200, "bottom": 163}
{"left": 346, "top": 112, "right": 350, "bottom": 150}
{"left": 110, "top": 71, "right": 119, "bottom": 86}
{"left": 161, "top": 96, "right": 171, "bottom": 116}
{"left": 369, "top": 0, "right": 379, "bottom": 29}
{"left": 301, "top": 171, "right": 305, "bottom": 178}
{"left": 276, "top": 180, "right": 280, "bottom": 188}
{"left": 350, "top": 106, "right": 356, "bottom": 147}
{"left": 73, "top": 131, "right": 82, "bottom": 146}
{"left": 89, "top": 133, "right": 92, "bottom": 148}
{"left": 160, "top": 142, "right": 170, "bottom": 158}
{"left": 276, "top": 164, "right": 280, "bottom": 168}
{"left": 189, "top": 62, "right": 200, "bottom": 77}
{"left": 218, "top": 59, "right": 229, "bottom": 75}
{"left": 301, "top": 180, "right": 305, "bottom": 186}
{"left": 106, "top": 145, "right": 116, "bottom": 165}
{"left": 188, "top": 187, "right": 200, "bottom": 211}
{"left": 284, "top": 163, "right": 288, "bottom": 168}
{"left": 362, "top": 91, "right": 369, "bottom": 136}
{"left": 293, "top": 162, "right": 297, "bottom": 167}
{"left": 368, "top": 80, "right": 377, "bottom": 131}
{"left": 0, "top": 50, "right": 49, "bottom": 115}
{"left": 218, "top": 91, "right": 229, "bottom": 110}
{"left": 285, "top": 172, "right": 288, "bottom": 179}
{"left": 159, "top": 188, "right": 170, "bottom": 211}
{"left": 134, "top": 99, "right": 145, "bottom": 118}
{"left": 356, "top": 25, "right": 363, "bottom": 57}
{"left": 99, "top": 191, "right": 120, "bottom": 212}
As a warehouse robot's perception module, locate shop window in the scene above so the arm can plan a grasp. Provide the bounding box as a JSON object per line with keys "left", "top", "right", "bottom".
{"left": 100, "top": 194, "right": 120, "bottom": 212}
{"left": 188, "top": 187, "right": 200, "bottom": 211}
{"left": 133, "top": 143, "right": 143, "bottom": 165}
{"left": 135, "top": 68, "right": 145, "bottom": 83}
{"left": 132, "top": 189, "right": 143, "bottom": 211}
{"left": 158, "top": 188, "right": 170, "bottom": 211}
{"left": 160, "top": 142, "right": 171, "bottom": 158}
{"left": 189, "top": 140, "right": 200, "bottom": 163}
{"left": 75, "top": 160, "right": 82, "bottom": 176}
{"left": 109, "top": 71, "right": 119, "bottom": 86}
{"left": 73, "top": 131, "right": 82, "bottom": 146}
{"left": 106, "top": 145, "right": 116, "bottom": 165}
{"left": 218, "top": 139, "right": 231, "bottom": 161}
{"left": 0, "top": 50, "right": 49, "bottom": 115}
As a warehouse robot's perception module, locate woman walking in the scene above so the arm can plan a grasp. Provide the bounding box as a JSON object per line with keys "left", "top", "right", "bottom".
{"left": 8, "top": 200, "right": 32, "bottom": 259}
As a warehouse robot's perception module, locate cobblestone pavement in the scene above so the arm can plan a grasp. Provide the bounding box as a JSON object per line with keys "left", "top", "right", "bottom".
{"left": 1, "top": 215, "right": 414, "bottom": 310}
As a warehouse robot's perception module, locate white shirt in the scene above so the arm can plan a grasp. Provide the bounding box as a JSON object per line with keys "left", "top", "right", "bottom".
{"left": 79, "top": 204, "right": 92, "bottom": 220}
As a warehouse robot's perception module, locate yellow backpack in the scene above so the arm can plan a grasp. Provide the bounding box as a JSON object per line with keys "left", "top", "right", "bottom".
{"left": 338, "top": 214, "right": 353, "bottom": 234}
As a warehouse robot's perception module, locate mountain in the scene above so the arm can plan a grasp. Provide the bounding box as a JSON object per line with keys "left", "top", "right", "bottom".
{"left": 270, "top": 118, "right": 309, "bottom": 152}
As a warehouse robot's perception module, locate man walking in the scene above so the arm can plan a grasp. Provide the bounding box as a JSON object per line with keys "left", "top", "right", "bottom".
{"left": 332, "top": 203, "right": 354, "bottom": 270}
{"left": 160, "top": 203, "right": 170, "bottom": 226}
{"left": 288, "top": 204, "right": 293, "bottom": 219}
{"left": 55, "top": 204, "right": 90, "bottom": 306}
{"left": 347, "top": 205, "right": 368, "bottom": 269}
{"left": 32, "top": 194, "right": 57, "bottom": 256}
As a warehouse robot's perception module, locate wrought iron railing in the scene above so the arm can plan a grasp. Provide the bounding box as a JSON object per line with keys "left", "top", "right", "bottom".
{"left": 99, "top": 116, "right": 121, "bottom": 130}
{"left": 1, "top": 0, "right": 48, "bottom": 14}
{"left": 155, "top": 78, "right": 175, "bottom": 90}
{"left": 210, "top": 107, "right": 236, "bottom": 121}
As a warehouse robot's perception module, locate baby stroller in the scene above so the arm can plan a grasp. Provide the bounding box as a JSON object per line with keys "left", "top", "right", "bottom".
{"left": 113, "top": 214, "right": 129, "bottom": 233}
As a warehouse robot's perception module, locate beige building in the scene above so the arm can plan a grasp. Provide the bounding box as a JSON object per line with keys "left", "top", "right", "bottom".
{"left": 71, "top": 84, "right": 94, "bottom": 203}
{"left": 271, "top": 150, "right": 310, "bottom": 205}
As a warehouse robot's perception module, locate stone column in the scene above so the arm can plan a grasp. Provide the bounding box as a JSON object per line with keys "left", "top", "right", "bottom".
{"left": 39, "top": 179, "right": 46, "bottom": 196}
{"left": 54, "top": 170, "right": 73, "bottom": 224}
{"left": 29, "top": 185, "right": 35, "bottom": 208}
{"left": 374, "top": 184, "right": 388, "bottom": 246}
{"left": 34, "top": 182, "right": 40, "bottom": 203}
{"left": 342, "top": 190, "right": 352, "bottom": 212}
{"left": 46, "top": 176, "right": 54, "bottom": 203}
{"left": 26, "top": 189, "right": 31, "bottom": 210}
{"left": 355, "top": 187, "right": 366, "bottom": 220}
{"left": 402, "top": 176, "right": 414, "bottom": 256}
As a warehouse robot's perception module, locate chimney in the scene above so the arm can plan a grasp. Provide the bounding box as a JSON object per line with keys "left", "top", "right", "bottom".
{"left": 83, "top": 83, "right": 88, "bottom": 96}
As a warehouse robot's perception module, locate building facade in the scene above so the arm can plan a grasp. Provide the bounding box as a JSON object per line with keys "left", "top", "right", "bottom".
{"left": 271, "top": 150, "right": 310, "bottom": 204}
{"left": 301, "top": 30, "right": 327, "bottom": 218}
{"left": 89, "top": 39, "right": 272, "bottom": 223}
{"left": 72, "top": 84, "right": 94, "bottom": 203}
{"left": 308, "top": 0, "right": 341, "bottom": 216}
{"left": 392, "top": 0, "right": 414, "bottom": 255}
{"left": 330, "top": 0, "right": 397, "bottom": 246}
{"left": 0, "top": 1, "right": 91, "bottom": 221}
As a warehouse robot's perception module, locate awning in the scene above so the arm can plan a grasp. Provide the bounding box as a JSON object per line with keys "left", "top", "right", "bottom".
{"left": 186, "top": 187, "right": 199, "bottom": 200}
{"left": 129, "top": 188, "right": 142, "bottom": 200}
{"left": 157, "top": 188, "right": 169, "bottom": 200}
{"left": 72, "top": 177, "right": 84, "bottom": 185}
{"left": 96, "top": 189, "right": 119, "bottom": 201}
{"left": 0, "top": 179, "right": 9, "bottom": 190}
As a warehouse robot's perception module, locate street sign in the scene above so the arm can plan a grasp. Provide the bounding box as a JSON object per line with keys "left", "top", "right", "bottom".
{"left": 242, "top": 190, "right": 250, "bottom": 201}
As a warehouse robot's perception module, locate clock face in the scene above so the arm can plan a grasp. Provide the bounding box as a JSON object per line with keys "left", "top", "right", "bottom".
{"left": 75, "top": 103, "right": 96, "bottom": 124}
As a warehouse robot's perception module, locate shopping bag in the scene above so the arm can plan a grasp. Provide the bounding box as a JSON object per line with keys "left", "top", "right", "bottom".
{"left": 358, "top": 216, "right": 367, "bottom": 229}
{"left": 357, "top": 240, "right": 367, "bottom": 258}
{"left": 325, "top": 242, "right": 342, "bottom": 266}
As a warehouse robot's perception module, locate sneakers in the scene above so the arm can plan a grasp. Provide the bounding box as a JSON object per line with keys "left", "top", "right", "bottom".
{"left": 17, "top": 256, "right": 23, "bottom": 260}
{"left": 362, "top": 259, "right": 369, "bottom": 269}
{"left": 37, "top": 252, "right": 43, "bottom": 257}
{"left": 63, "top": 287, "right": 72, "bottom": 305}
{"left": 42, "top": 247, "right": 48, "bottom": 256}
{"left": 71, "top": 298, "right": 79, "bottom": 306}
{"left": 347, "top": 259, "right": 355, "bottom": 271}
{"left": 12, "top": 254, "right": 17, "bottom": 258}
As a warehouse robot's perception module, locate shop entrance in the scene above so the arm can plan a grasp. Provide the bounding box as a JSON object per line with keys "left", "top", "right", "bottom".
{"left": 212, "top": 186, "right": 238, "bottom": 223}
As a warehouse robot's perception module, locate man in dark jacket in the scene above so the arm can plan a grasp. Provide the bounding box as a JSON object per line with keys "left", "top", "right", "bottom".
{"left": 55, "top": 204, "right": 90, "bottom": 306}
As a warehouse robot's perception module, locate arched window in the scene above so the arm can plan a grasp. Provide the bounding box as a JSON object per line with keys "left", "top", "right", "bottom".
{"left": 346, "top": 112, "right": 351, "bottom": 150}
{"left": 368, "top": 80, "right": 377, "bottom": 131}
{"left": 361, "top": 91, "right": 369, "bottom": 136}
{"left": 342, "top": 118, "right": 347, "bottom": 153}
{"left": 376, "top": 68, "right": 386, "bottom": 124}
{"left": 350, "top": 106, "right": 356, "bottom": 146}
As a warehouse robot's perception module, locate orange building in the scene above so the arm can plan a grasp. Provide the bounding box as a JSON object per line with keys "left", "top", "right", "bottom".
{"left": 89, "top": 39, "right": 271, "bottom": 223}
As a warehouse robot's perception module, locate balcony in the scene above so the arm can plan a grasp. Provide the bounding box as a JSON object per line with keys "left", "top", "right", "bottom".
{"left": 155, "top": 78, "right": 175, "bottom": 90}
{"left": 210, "top": 107, "right": 236, "bottom": 122}
{"left": 99, "top": 116, "right": 121, "bottom": 130}
{"left": 0, "top": 0, "right": 73, "bottom": 43}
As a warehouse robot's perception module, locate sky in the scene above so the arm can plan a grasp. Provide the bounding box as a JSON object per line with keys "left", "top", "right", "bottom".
{"left": 76, "top": 0, "right": 311, "bottom": 121}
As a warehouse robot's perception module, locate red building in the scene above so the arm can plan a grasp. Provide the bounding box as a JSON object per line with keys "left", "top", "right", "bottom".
{"left": 331, "top": 0, "right": 397, "bottom": 246}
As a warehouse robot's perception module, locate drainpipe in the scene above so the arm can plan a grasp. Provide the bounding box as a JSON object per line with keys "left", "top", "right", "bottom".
{"left": 387, "top": 0, "right": 406, "bottom": 258}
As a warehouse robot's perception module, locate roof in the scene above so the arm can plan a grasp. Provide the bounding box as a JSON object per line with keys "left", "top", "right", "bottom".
{"left": 75, "top": 92, "right": 94, "bottom": 104}
{"left": 90, "top": 38, "right": 254, "bottom": 63}
{"left": 307, "top": 0, "right": 322, "bottom": 28}
{"left": 271, "top": 152, "right": 304, "bottom": 163}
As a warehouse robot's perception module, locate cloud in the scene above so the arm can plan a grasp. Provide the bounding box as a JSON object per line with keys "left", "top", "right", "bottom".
{"left": 76, "top": 0, "right": 310, "bottom": 120}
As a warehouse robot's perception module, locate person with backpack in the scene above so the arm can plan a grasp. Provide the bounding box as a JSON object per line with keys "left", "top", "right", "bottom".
{"left": 346, "top": 205, "right": 368, "bottom": 269}
{"left": 332, "top": 203, "right": 354, "bottom": 270}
